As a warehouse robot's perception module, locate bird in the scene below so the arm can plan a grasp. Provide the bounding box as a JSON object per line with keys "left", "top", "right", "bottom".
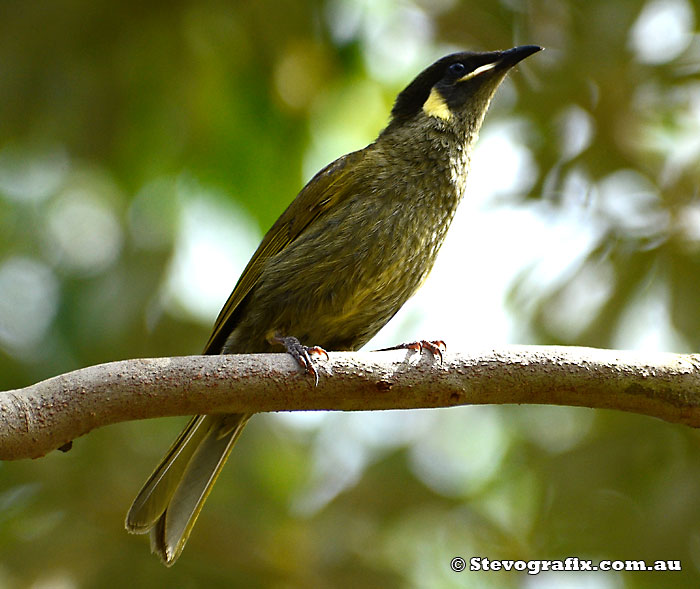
{"left": 125, "top": 44, "right": 542, "bottom": 565}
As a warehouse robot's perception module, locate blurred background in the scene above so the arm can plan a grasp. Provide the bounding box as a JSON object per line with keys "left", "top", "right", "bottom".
{"left": 1, "top": 0, "right": 700, "bottom": 587}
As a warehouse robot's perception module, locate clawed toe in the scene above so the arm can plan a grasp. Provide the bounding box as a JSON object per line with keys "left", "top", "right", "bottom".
{"left": 375, "top": 339, "right": 447, "bottom": 363}
{"left": 273, "top": 335, "right": 329, "bottom": 385}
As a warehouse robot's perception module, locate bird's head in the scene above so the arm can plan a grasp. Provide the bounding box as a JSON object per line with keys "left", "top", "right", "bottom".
{"left": 386, "top": 45, "right": 542, "bottom": 136}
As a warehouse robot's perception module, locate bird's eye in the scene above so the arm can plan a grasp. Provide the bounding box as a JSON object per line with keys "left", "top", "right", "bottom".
{"left": 448, "top": 62, "right": 465, "bottom": 76}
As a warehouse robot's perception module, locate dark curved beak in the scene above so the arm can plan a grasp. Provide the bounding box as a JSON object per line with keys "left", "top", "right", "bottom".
{"left": 499, "top": 45, "right": 543, "bottom": 69}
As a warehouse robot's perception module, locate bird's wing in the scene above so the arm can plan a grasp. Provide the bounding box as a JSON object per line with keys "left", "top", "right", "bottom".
{"left": 202, "top": 147, "right": 368, "bottom": 354}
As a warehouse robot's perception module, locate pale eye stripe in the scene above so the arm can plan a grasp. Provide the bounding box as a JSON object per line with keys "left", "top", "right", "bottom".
{"left": 456, "top": 61, "right": 498, "bottom": 82}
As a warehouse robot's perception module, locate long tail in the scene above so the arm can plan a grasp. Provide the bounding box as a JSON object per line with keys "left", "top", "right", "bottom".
{"left": 125, "top": 413, "right": 250, "bottom": 565}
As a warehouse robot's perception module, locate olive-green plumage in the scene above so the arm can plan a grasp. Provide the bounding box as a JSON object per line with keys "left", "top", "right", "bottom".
{"left": 125, "top": 45, "right": 541, "bottom": 565}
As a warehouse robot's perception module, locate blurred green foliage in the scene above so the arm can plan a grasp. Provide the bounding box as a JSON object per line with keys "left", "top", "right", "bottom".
{"left": 1, "top": 0, "right": 700, "bottom": 587}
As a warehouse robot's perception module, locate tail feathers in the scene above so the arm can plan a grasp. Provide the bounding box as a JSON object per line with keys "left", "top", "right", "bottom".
{"left": 126, "top": 415, "right": 209, "bottom": 533}
{"left": 125, "top": 413, "right": 250, "bottom": 566}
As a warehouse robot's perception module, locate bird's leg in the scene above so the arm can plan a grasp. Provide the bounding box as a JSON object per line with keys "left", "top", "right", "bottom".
{"left": 374, "top": 340, "right": 446, "bottom": 364}
{"left": 272, "top": 334, "right": 329, "bottom": 386}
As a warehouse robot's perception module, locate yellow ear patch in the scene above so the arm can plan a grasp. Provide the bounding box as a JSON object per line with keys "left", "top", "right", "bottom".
{"left": 422, "top": 87, "right": 452, "bottom": 121}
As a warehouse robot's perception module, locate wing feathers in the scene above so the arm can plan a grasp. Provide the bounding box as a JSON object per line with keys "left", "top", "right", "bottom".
{"left": 203, "top": 148, "right": 368, "bottom": 354}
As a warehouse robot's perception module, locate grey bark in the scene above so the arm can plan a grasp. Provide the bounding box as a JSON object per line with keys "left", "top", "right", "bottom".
{"left": 2, "top": 346, "right": 700, "bottom": 460}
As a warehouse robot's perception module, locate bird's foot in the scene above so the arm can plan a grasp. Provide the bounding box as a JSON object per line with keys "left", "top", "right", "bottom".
{"left": 273, "top": 335, "right": 329, "bottom": 385}
{"left": 375, "top": 340, "right": 446, "bottom": 364}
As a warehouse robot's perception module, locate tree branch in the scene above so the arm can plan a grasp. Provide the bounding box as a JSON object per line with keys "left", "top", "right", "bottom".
{"left": 2, "top": 346, "right": 700, "bottom": 460}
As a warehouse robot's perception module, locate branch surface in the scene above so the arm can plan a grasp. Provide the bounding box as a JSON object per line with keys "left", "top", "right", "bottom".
{"left": 2, "top": 346, "right": 700, "bottom": 460}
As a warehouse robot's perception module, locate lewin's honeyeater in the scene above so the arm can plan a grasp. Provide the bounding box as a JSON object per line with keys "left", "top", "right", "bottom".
{"left": 126, "top": 44, "right": 542, "bottom": 565}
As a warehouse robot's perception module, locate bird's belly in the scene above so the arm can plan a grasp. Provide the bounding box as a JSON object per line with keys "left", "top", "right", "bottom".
{"left": 229, "top": 189, "right": 458, "bottom": 352}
